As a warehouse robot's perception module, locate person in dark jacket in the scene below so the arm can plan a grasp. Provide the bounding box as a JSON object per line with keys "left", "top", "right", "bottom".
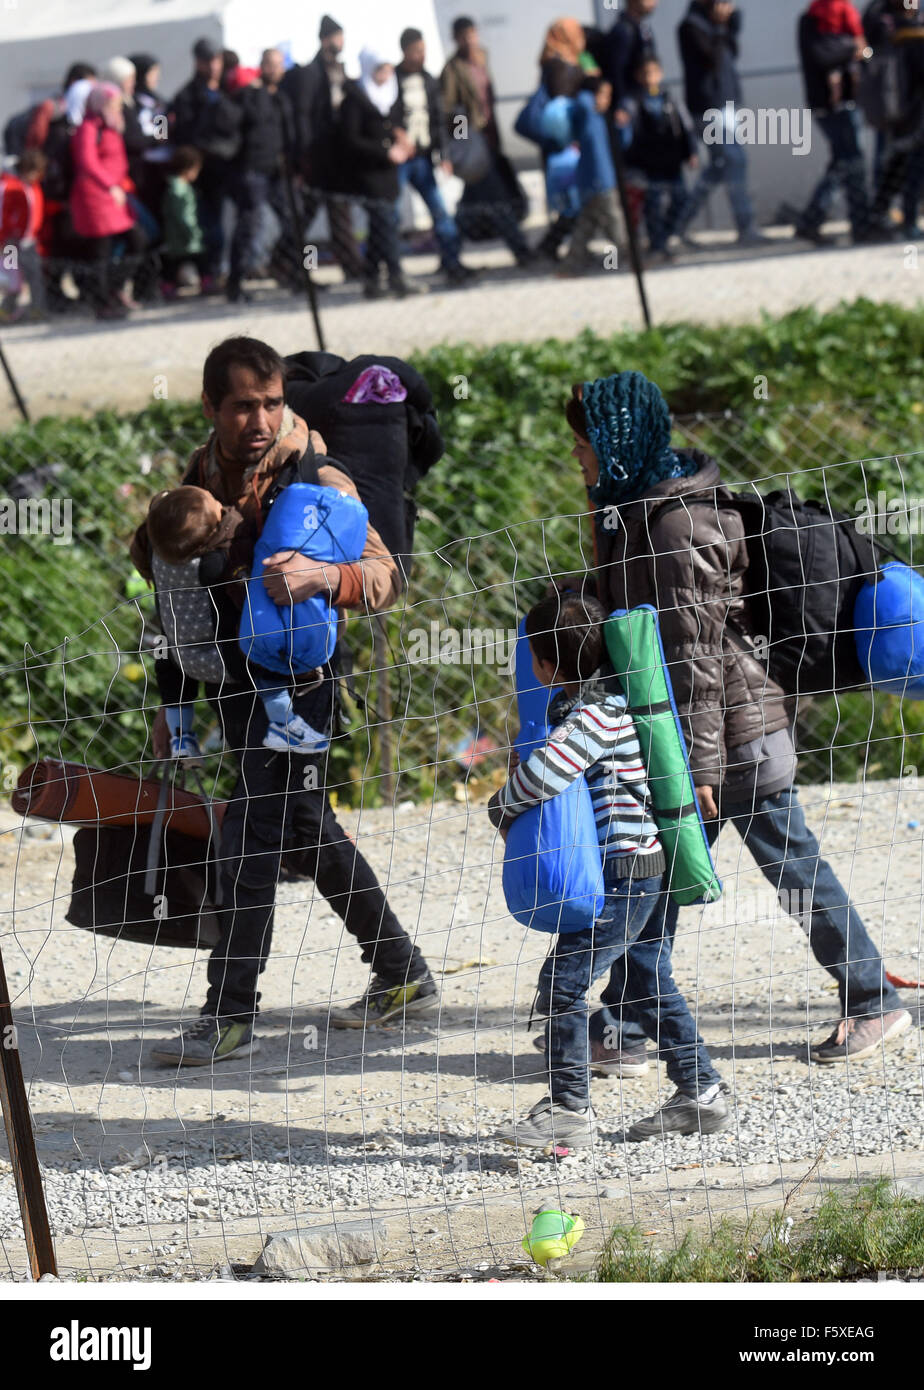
{"left": 441, "top": 16, "right": 533, "bottom": 264}
{"left": 135, "top": 336, "right": 440, "bottom": 1064}
{"left": 396, "top": 28, "right": 474, "bottom": 287}
{"left": 226, "top": 48, "right": 294, "bottom": 303}
{"left": 562, "top": 370, "right": 912, "bottom": 1074}
{"left": 791, "top": 4, "right": 877, "bottom": 244}
{"left": 592, "top": 0, "right": 660, "bottom": 109}
{"left": 281, "top": 15, "right": 364, "bottom": 280}
{"left": 676, "top": 1, "right": 764, "bottom": 244}
{"left": 169, "top": 37, "right": 242, "bottom": 284}
{"left": 620, "top": 53, "right": 698, "bottom": 256}
{"left": 341, "top": 49, "right": 421, "bottom": 299}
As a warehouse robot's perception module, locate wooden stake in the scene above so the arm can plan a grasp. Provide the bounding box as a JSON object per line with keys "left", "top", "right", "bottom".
{"left": 0, "top": 938, "right": 57, "bottom": 1278}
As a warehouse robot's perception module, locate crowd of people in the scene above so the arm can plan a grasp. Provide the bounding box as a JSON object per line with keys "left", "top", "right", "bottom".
{"left": 0, "top": 1, "right": 922, "bottom": 319}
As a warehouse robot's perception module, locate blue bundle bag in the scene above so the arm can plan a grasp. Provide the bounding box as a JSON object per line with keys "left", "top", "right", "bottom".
{"left": 239, "top": 482, "right": 368, "bottom": 677}
{"left": 501, "top": 618, "right": 605, "bottom": 933}
{"left": 855, "top": 561, "right": 924, "bottom": 700}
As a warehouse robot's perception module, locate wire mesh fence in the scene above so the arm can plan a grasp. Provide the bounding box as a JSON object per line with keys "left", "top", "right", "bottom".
{"left": 2, "top": 398, "right": 922, "bottom": 791}
{"left": 1, "top": 410, "right": 924, "bottom": 1281}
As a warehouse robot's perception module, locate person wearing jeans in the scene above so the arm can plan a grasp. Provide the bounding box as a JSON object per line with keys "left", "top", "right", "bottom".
{"left": 491, "top": 591, "right": 728, "bottom": 1149}
{"left": 565, "top": 367, "right": 912, "bottom": 1069}
{"left": 677, "top": 1, "right": 765, "bottom": 244}
{"left": 396, "top": 28, "right": 473, "bottom": 286}
{"left": 796, "top": 107, "right": 871, "bottom": 242}
{"left": 680, "top": 106, "right": 758, "bottom": 240}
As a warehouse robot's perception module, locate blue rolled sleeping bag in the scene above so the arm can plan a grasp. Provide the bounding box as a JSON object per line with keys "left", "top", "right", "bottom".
{"left": 501, "top": 617, "right": 605, "bottom": 934}
{"left": 239, "top": 482, "right": 368, "bottom": 677}
{"left": 855, "top": 561, "right": 924, "bottom": 700}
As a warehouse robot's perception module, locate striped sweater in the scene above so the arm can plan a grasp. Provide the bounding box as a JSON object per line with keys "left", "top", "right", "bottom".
{"left": 489, "top": 678, "right": 665, "bottom": 879}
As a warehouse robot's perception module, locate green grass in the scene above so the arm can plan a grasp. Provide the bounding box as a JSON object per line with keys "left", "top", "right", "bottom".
{"left": 2, "top": 301, "right": 924, "bottom": 801}
{"left": 593, "top": 1181, "right": 924, "bottom": 1282}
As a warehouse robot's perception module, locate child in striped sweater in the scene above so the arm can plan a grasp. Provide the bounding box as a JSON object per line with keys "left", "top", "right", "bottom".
{"left": 490, "top": 593, "right": 727, "bottom": 1149}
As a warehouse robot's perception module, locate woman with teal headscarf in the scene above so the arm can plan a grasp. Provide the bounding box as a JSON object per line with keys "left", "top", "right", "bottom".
{"left": 563, "top": 368, "right": 910, "bottom": 1083}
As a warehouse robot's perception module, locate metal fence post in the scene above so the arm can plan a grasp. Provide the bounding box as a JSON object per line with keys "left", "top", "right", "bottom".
{"left": 0, "top": 938, "right": 56, "bottom": 1279}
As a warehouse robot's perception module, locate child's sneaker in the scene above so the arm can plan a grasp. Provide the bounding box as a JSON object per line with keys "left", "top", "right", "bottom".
{"left": 170, "top": 732, "right": 204, "bottom": 762}
{"left": 263, "top": 715, "right": 330, "bottom": 754}
{"left": 496, "top": 1097, "right": 597, "bottom": 1151}
{"left": 627, "top": 1086, "right": 729, "bottom": 1141}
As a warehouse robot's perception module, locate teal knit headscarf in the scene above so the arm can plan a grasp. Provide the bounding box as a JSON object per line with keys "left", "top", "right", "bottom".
{"left": 582, "top": 370, "right": 697, "bottom": 507}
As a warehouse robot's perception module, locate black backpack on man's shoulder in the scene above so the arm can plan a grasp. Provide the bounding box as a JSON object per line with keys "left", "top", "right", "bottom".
{"left": 284, "top": 351, "right": 444, "bottom": 587}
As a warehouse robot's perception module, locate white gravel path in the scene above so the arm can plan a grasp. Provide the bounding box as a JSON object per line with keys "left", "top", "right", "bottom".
{"left": 0, "top": 234, "right": 916, "bottom": 426}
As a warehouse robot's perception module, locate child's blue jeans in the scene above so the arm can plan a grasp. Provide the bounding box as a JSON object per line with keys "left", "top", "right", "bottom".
{"left": 538, "top": 868, "right": 721, "bottom": 1110}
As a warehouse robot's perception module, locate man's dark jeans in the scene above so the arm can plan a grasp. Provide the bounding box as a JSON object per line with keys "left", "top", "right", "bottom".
{"left": 539, "top": 871, "right": 721, "bottom": 1111}
{"left": 205, "top": 678, "right": 425, "bottom": 1022}
{"left": 597, "top": 786, "right": 903, "bottom": 1055}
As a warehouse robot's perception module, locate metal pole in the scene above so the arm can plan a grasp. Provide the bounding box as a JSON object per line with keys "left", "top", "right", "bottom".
{"left": 0, "top": 938, "right": 56, "bottom": 1278}
{"left": 373, "top": 617, "right": 396, "bottom": 805}
{"left": 610, "top": 130, "right": 652, "bottom": 330}
{"left": 282, "top": 158, "right": 326, "bottom": 353}
{"left": 0, "top": 338, "right": 29, "bottom": 423}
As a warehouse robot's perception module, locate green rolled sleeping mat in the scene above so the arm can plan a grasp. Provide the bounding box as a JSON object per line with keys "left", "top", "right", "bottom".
{"left": 604, "top": 605, "right": 722, "bottom": 907}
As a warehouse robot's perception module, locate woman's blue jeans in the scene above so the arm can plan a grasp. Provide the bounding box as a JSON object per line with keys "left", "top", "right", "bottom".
{"left": 595, "top": 786, "right": 903, "bottom": 1056}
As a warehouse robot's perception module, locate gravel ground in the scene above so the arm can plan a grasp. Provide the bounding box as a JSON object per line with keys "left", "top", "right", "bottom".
{"left": 1, "top": 776, "right": 923, "bottom": 1279}
{"left": 0, "top": 231, "right": 916, "bottom": 426}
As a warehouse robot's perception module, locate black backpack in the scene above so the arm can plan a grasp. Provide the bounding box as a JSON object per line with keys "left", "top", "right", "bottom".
{"left": 655, "top": 488, "right": 883, "bottom": 698}
{"left": 66, "top": 823, "right": 221, "bottom": 950}
{"left": 284, "top": 351, "right": 444, "bottom": 587}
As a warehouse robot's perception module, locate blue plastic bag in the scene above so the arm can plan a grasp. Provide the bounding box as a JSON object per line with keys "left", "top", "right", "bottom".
{"left": 514, "top": 84, "right": 550, "bottom": 146}
{"left": 501, "top": 618, "right": 604, "bottom": 933}
{"left": 855, "top": 561, "right": 924, "bottom": 700}
{"left": 239, "top": 482, "right": 368, "bottom": 677}
{"left": 539, "top": 95, "right": 576, "bottom": 152}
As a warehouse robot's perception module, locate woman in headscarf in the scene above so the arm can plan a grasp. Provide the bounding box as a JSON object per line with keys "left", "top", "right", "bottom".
{"left": 341, "top": 48, "right": 420, "bottom": 299}
{"left": 70, "top": 83, "right": 148, "bottom": 317}
{"left": 563, "top": 370, "right": 908, "bottom": 1087}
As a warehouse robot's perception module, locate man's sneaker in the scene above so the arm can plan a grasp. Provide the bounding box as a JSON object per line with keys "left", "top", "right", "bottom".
{"left": 170, "top": 731, "right": 204, "bottom": 762}
{"left": 627, "top": 1086, "right": 730, "bottom": 1141}
{"left": 811, "top": 1008, "right": 912, "bottom": 1063}
{"left": 590, "top": 1036, "right": 649, "bottom": 1078}
{"left": 531, "top": 1033, "right": 649, "bottom": 1077}
{"left": 328, "top": 972, "right": 439, "bottom": 1029}
{"left": 496, "top": 1096, "right": 597, "bottom": 1151}
{"left": 151, "top": 1015, "right": 260, "bottom": 1067}
{"left": 263, "top": 715, "right": 329, "bottom": 754}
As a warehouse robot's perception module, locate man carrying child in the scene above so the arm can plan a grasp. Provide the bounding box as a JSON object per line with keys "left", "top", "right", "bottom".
{"left": 130, "top": 335, "right": 438, "bottom": 1064}
{"left": 488, "top": 593, "right": 728, "bottom": 1148}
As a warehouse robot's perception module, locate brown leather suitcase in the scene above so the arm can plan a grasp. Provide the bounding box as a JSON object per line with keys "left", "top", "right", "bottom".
{"left": 12, "top": 760, "right": 225, "bottom": 841}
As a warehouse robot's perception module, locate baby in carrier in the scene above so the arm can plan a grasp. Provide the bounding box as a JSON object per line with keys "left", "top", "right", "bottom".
{"left": 146, "top": 486, "right": 330, "bottom": 759}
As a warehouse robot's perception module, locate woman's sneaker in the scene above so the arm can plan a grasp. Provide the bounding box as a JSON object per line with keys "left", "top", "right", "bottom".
{"left": 811, "top": 1009, "right": 912, "bottom": 1063}
{"left": 170, "top": 731, "right": 204, "bottom": 762}
{"left": 627, "top": 1086, "right": 729, "bottom": 1141}
{"left": 496, "top": 1096, "right": 597, "bottom": 1151}
{"left": 151, "top": 1015, "right": 259, "bottom": 1067}
{"left": 328, "top": 972, "right": 439, "bottom": 1028}
{"left": 263, "top": 715, "right": 329, "bottom": 753}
